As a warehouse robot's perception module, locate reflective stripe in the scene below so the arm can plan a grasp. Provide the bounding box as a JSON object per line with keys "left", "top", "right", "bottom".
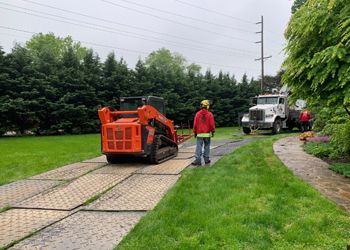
{"left": 197, "top": 133, "right": 211, "bottom": 138}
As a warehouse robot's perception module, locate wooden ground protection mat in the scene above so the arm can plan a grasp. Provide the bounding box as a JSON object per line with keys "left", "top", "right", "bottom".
{"left": 86, "top": 174, "right": 179, "bottom": 211}
{"left": 136, "top": 159, "right": 192, "bottom": 175}
{"left": 15, "top": 171, "right": 135, "bottom": 210}
{"left": 10, "top": 211, "right": 143, "bottom": 250}
{"left": 0, "top": 179, "right": 62, "bottom": 209}
{"left": 0, "top": 209, "right": 68, "bottom": 249}
{"left": 30, "top": 162, "right": 106, "bottom": 181}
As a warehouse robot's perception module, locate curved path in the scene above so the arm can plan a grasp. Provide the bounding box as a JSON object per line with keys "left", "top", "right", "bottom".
{"left": 274, "top": 136, "right": 350, "bottom": 213}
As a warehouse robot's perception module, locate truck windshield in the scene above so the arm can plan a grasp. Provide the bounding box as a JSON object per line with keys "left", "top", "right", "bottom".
{"left": 257, "top": 97, "right": 278, "bottom": 105}
{"left": 120, "top": 98, "right": 146, "bottom": 111}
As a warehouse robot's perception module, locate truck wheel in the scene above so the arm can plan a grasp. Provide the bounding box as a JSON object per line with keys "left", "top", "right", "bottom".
{"left": 243, "top": 127, "right": 251, "bottom": 135}
{"left": 272, "top": 118, "right": 282, "bottom": 134}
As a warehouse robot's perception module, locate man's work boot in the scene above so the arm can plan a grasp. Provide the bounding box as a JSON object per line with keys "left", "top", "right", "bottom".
{"left": 204, "top": 160, "right": 211, "bottom": 165}
{"left": 191, "top": 160, "right": 201, "bottom": 166}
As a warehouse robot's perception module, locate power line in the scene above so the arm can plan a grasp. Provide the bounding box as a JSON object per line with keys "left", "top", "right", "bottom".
{"left": 190, "top": 60, "right": 256, "bottom": 72}
{"left": 112, "top": 0, "right": 254, "bottom": 34}
{"left": 19, "top": 0, "right": 257, "bottom": 55}
{"left": 0, "top": 25, "right": 147, "bottom": 55}
{"left": 174, "top": 0, "right": 255, "bottom": 25}
{"left": 0, "top": 25, "right": 257, "bottom": 71}
{"left": 174, "top": 0, "right": 285, "bottom": 40}
{"left": 101, "top": 0, "right": 255, "bottom": 43}
{"left": 0, "top": 31, "right": 31, "bottom": 40}
{"left": 0, "top": 3, "right": 257, "bottom": 59}
{"left": 0, "top": 4, "right": 257, "bottom": 59}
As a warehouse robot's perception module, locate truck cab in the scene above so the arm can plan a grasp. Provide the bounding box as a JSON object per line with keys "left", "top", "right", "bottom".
{"left": 241, "top": 94, "right": 301, "bottom": 135}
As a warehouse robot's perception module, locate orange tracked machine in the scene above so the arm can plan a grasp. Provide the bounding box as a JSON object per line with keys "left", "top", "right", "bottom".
{"left": 98, "top": 96, "right": 191, "bottom": 164}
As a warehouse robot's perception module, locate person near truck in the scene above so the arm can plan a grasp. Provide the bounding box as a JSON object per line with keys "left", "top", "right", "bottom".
{"left": 192, "top": 100, "right": 216, "bottom": 166}
{"left": 299, "top": 108, "right": 311, "bottom": 132}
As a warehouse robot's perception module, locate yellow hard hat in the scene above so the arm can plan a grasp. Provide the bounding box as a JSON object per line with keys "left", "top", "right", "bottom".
{"left": 200, "top": 100, "right": 210, "bottom": 109}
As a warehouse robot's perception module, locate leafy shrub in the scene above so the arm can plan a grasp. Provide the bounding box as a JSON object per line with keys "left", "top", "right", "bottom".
{"left": 311, "top": 107, "right": 331, "bottom": 132}
{"left": 330, "top": 163, "right": 350, "bottom": 178}
{"left": 330, "top": 120, "right": 350, "bottom": 155}
{"left": 304, "top": 141, "right": 334, "bottom": 158}
{"left": 322, "top": 120, "right": 350, "bottom": 157}
{"left": 311, "top": 107, "right": 347, "bottom": 132}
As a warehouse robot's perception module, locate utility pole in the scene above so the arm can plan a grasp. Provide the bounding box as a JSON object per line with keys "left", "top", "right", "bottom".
{"left": 255, "top": 15, "right": 271, "bottom": 94}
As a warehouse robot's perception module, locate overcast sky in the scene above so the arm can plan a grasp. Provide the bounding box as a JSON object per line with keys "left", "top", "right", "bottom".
{"left": 0, "top": 0, "right": 293, "bottom": 80}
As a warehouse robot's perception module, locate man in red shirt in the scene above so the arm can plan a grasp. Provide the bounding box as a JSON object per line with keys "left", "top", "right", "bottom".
{"left": 299, "top": 109, "right": 311, "bottom": 132}
{"left": 192, "top": 100, "right": 216, "bottom": 166}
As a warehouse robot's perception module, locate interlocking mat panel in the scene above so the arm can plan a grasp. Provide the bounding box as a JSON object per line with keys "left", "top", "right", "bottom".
{"left": 10, "top": 211, "right": 143, "bottom": 250}
{"left": 30, "top": 162, "right": 106, "bottom": 180}
{"left": 0, "top": 179, "right": 61, "bottom": 209}
{"left": 0, "top": 209, "right": 68, "bottom": 248}
{"left": 86, "top": 174, "right": 179, "bottom": 211}
{"left": 174, "top": 152, "right": 194, "bottom": 159}
{"left": 16, "top": 173, "right": 132, "bottom": 210}
{"left": 92, "top": 164, "right": 143, "bottom": 175}
{"left": 137, "top": 159, "right": 192, "bottom": 175}
{"left": 82, "top": 155, "right": 108, "bottom": 163}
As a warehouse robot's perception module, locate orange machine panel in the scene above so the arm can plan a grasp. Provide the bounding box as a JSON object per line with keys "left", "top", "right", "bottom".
{"left": 102, "top": 122, "right": 142, "bottom": 153}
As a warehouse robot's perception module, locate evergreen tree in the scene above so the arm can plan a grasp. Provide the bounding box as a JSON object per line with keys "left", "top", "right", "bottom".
{"left": 0, "top": 32, "right": 281, "bottom": 135}
{"left": 82, "top": 50, "right": 103, "bottom": 132}
{"left": 101, "top": 52, "right": 120, "bottom": 108}
{"left": 0, "top": 46, "right": 13, "bottom": 134}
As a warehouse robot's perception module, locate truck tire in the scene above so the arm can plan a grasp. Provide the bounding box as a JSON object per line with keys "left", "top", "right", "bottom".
{"left": 272, "top": 118, "right": 282, "bottom": 134}
{"left": 243, "top": 127, "right": 251, "bottom": 135}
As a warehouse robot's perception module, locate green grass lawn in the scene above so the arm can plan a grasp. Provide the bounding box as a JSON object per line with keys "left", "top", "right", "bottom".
{"left": 117, "top": 136, "right": 350, "bottom": 249}
{"left": 189, "top": 126, "right": 262, "bottom": 141}
{"left": 0, "top": 134, "right": 101, "bottom": 186}
{"left": 212, "top": 127, "right": 241, "bottom": 140}
{"left": 330, "top": 163, "right": 350, "bottom": 178}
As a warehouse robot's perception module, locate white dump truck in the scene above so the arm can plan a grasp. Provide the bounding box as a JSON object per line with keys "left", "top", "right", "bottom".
{"left": 241, "top": 89, "right": 305, "bottom": 134}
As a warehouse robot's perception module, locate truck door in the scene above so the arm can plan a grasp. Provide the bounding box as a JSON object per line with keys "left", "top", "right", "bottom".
{"left": 278, "top": 97, "right": 286, "bottom": 118}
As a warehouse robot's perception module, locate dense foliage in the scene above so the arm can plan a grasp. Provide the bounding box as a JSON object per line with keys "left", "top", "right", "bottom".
{"left": 284, "top": 0, "right": 350, "bottom": 109}
{"left": 304, "top": 141, "right": 335, "bottom": 159}
{"left": 291, "top": 0, "right": 307, "bottom": 14}
{"left": 0, "top": 33, "right": 261, "bottom": 135}
{"left": 284, "top": 0, "right": 350, "bottom": 158}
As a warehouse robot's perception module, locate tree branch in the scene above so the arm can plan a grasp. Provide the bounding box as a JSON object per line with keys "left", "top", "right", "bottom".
{"left": 344, "top": 105, "right": 350, "bottom": 117}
